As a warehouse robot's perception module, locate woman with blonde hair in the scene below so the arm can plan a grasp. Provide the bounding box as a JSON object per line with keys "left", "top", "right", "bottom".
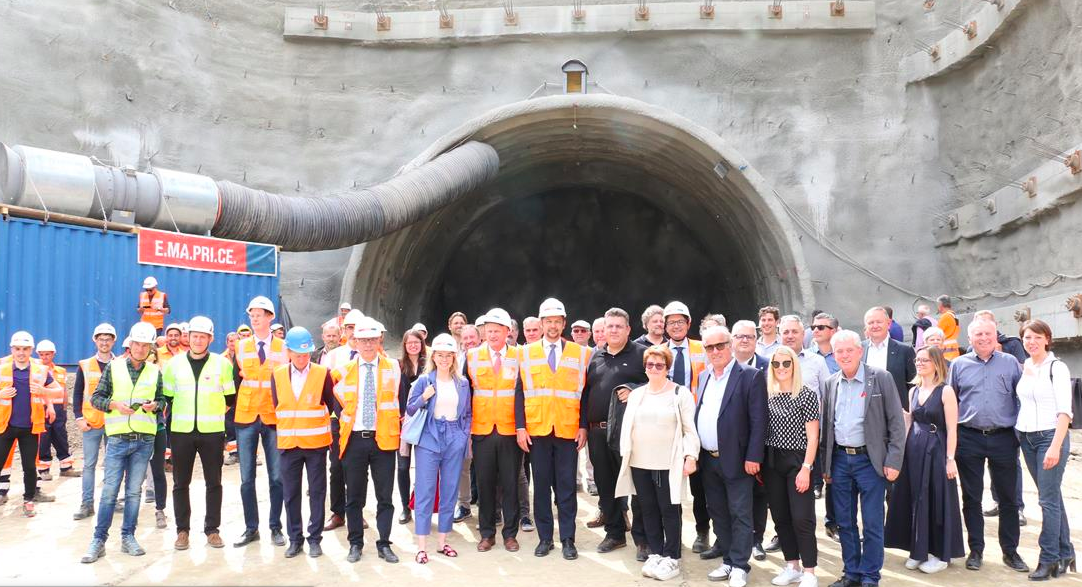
{"left": 885, "top": 345, "right": 964, "bottom": 574}
{"left": 762, "top": 345, "right": 820, "bottom": 587}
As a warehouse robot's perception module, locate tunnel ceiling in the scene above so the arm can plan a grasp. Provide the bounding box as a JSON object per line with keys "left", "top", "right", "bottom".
{"left": 350, "top": 94, "right": 812, "bottom": 334}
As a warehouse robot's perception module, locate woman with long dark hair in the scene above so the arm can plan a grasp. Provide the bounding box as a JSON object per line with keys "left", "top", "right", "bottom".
{"left": 396, "top": 329, "right": 427, "bottom": 524}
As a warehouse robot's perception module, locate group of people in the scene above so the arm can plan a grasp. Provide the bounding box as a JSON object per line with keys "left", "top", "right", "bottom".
{"left": 0, "top": 286, "right": 1075, "bottom": 586}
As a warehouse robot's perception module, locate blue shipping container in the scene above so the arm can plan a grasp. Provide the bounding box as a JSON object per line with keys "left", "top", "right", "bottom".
{"left": 0, "top": 217, "right": 279, "bottom": 365}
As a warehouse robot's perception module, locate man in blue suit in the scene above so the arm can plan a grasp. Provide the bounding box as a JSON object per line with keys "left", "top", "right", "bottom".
{"left": 695, "top": 325, "right": 767, "bottom": 587}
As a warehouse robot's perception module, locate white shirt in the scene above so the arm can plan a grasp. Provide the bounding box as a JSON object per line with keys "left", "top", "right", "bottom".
{"left": 326, "top": 344, "right": 356, "bottom": 371}
{"left": 798, "top": 348, "right": 832, "bottom": 400}
{"left": 865, "top": 337, "right": 889, "bottom": 371}
{"left": 1016, "top": 353, "right": 1073, "bottom": 432}
{"left": 352, "top": 357, "right": 379, "bottom": 432}
{"left": 696, "top": 358, "right": 735, "bottom": 451}
{"left": 667, "top": 339, "right": 692, "bottom": 387}
{"left": 433, "top": 378, "right": 459, "bottom": 421}
{"left": 289, "top": 363, "right": 310, "bottom": 401}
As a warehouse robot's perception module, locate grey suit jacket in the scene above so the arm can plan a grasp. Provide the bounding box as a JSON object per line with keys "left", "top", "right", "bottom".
{"left": 820, "top": 365, "right": 906, "bottom": 477}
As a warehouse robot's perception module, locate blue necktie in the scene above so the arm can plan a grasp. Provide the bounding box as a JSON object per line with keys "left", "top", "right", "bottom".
{"left": 362, "top": 363, "right": 376, "bottom": 429}
{"left": 257, "top": 341, "right": 266, "bottom": 364}
{"left": 672, "top": 346, "right": 686, "bottom": 387}
{"left": 548, "top": 344, "right": 557, "bottom": 372}
{"left": 349, "top": 350, "right": 357, "bottom": 360}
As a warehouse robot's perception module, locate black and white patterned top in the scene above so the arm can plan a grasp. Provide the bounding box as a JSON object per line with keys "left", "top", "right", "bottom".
{"left": 766, "top": 385, "right": 821, "bottom": 451}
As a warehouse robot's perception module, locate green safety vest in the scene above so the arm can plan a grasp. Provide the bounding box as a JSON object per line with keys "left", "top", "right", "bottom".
{"left": 104, "top": 358, "right": 160, "bottom": 436}
{"left": 162, "top": 352, "right": 235, "bottom": 433}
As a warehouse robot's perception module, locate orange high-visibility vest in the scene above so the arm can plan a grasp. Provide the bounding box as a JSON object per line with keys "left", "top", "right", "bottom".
{"left": 79, "top": 358, "right": 107, "bottom": 428}
{"left": 331, "top": 354, "right": 401, "bottom": 456}
{"left": 273, "top": 363, "right": 332, "bottom": 450}
{"left": 234, "top": 336, "right": 287, "bottom": 425}
{"left": 157, "top": 345, "right": 181, "bottom": 365}
{"left": 44, "top": 365, "right": 67, "bottom": 405}
{"left": 0, "top": 357, "right": 50, "bottom": 434}
{"left": 685, "top": 339, "right": 708, "bottom": 400}
{"left": 139, "top": 290, "right": 168, "bottom": 330}
{"left": 518, "top": 340, "right": 591, "bottom": 440}
{"left": 939, "top": 311, "right": 961, "bottom": 360}
{"left": 467, "top": 344, "right": 519, "bottom": 436}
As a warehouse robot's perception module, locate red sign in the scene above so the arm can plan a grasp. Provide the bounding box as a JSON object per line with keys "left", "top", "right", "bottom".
{"left": 137, "top": 228, "right": 277, "bottom": 276}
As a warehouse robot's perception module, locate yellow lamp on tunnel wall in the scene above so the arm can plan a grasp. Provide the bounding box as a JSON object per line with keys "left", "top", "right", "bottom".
{"left": 562, "top": 59, "right": 588, "bottom": 94}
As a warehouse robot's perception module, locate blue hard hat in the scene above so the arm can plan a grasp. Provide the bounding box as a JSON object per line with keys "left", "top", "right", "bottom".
{"left": 284, "top": 326, "right": 315, "bottom": 353}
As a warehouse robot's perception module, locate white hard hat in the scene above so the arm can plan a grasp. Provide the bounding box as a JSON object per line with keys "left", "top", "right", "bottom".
{"left": 9, "top": 331, "right": 33, "bottom": 348}
{"left": 339, "top": 302, "right": 352, "bottom": 311}
{"left": 483, "top": 308, "right": 513, "bottom": 328}
{"left": 36, "top": 340, "right": 57, "bottom": 353}
{"left": 353, "top": 318, "right": 381, "bottom": 339}
{"left": 122, "top": 337, "right": 132, "bottom": 348}
{"left": 246, "top": 295, "right": 276, "bottom": 315}
{"left": 538, "top": 297, "right": 567, "bottom": 318}
{"left": 165, "top": 322, "right": 182, "bottom": 334}
{"left": 375, "top": 321, "right": 387, "bottom": 333}
{"left": 342, "top": 309, "right": 365, "bottom": 327}
{"left": 129, "top": 322, "right": 158, "bottom": 344}
{"left": 411, "top": 322, "right": 428, "bottom": 333}
{"left": 474, "top": 316, "right": 486, "bottom": 326}
{"left": 188, "top": 316, "right": 214, "bottom": 336}
{"left": 142, "top": 276, "right": 158, "bottom": 289}
{"left": 93, "top": 323, "right": 117, "bottom": 338}
{"left": 179, "top": 321, "right": 190, "bottom": 334}
{"left": 271, "top": 323, "right": 284, "bottom": 331}
{"left": 431, "top": 333, "right": 458, "bottom": 353}
{"left": 663, "top": 301, "right": 691, "bottom": 319}
{"left": 571, "top": 320, "right": 591, "bottom": 330}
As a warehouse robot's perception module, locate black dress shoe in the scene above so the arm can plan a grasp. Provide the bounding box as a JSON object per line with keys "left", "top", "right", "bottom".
{"left": 636, "top": 544, "right": 649, "bottom": 562}
{"left": 561, "top": 539, "right": 578, "bottom": 560}
{"left": 764, "top": 535, "right": 782, "bottom": 552}
{"left": 752, "top": 542, "right": 767, "bottom": 561}
{"left": 346, "top": 545, "right": 362, "bottom": 563}
{"left": 271, "top": 530, "right": 286, "bottom": 546}
{"left": 596, "top": 537, "right": 626, "bottom": 553}
{"left": 692, "top": 532, "right": 709, "bottom": 553}
{"left": 966, "top": 552, "right": 983, "bottom": 571}
{"left": 1004, "top": 551, "right": 1031, "bottom": 573}
{"left": 284, "top": 542, "right": 303, "bottom": 558}
{"left": 454, "top": 505, "right": 472, "bottom": 523}
{"left": 1058, "top": 557, "right": 1076, "bottom": 575}
{"left": 534, "top": 540, "right": 554, "bottom": 557}
{"left": 308, "top": 542, "right": 323, "bottom": 558}
{"left": 700, "top": 546, "right": 724, "bottom": 560}
{"left": 1029, "top": 562, "right": 1060, "bottom": 581}
{"left": 233, "top": 531, "right": 260, "bottom": 548}
{"left": 377, "top": 545, "right": 399, "bottom": 563}
{"left": 828, "top": 578, "right": 860, "bottom": 587}
{"left": 398, "top": 510, "right": 412, "bottom": 525}
{"left": 825, "top": 525, "right": 840, "bottom": 543}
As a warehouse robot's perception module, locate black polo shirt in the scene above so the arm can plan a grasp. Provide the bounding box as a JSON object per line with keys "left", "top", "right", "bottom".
{"left": 580, "top": 341, "right": 648, "bottom": 426}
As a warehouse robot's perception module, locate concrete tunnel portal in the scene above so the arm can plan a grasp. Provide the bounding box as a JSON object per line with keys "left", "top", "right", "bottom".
{"left": 343, "top": 94, "right": 814, "bottom": 335}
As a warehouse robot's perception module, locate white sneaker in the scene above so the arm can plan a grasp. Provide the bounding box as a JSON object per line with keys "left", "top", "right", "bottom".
{"left": 642, "top": 554, "right": 663, "bottom": 578}
{"left": 905, "top": 558, "right": 921, "bottom": 570}
{"left": 708, "top": 563, "right": 732, "bottom": 582}
{"left": 654, "top": 557, "right": 682, "bottom": 581}
{"left": 919, "top": 555, "right": 948, "bottom": 574}
{"left": 798, "top": 572, "right": 818, "bottom": 587}
{"left": 772, "top": 566, "right": 803, "bottom": 585}
{"left": 729, "top": 568, "right": 748, "bottom": 587}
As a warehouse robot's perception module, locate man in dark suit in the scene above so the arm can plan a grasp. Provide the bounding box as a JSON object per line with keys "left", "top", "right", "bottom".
{"left": 730, "top": 319, "right": 772, "bottom": 559}
{"left": 695, "top": 326, "right": 767, "bottom": 587}
{"left": 861, "top": 307, "right": 916, "bottom": 411}
{"left": 822, "top": 330, "right": 906, "bottom": 587}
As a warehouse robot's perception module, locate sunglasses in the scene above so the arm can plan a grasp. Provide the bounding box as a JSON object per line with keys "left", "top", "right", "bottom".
{"left": 811, "top": 325, "right": 834, "bottom": 331}
{"left": 644, "top": 361, "right": 668, "bottom": 371}
{"left": 704, "top": 341, "right": 731, "bottom": 352}
{"left": 771, "top": 360, "right": 793, "bottom": 369}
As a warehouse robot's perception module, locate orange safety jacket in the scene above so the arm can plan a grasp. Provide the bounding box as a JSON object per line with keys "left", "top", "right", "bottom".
{"left": 518, "top": 340, "right": 591, "bottom": 440}
{"left": 331, "top": 354, "right": 401, "bottom": 456}
{"left": 234, "top": 336, "right": 287, "bottom": 425}
{"left": 0, "top": 357, "right": 51, "bottom": 434}
{"left": 273, "top": 363, "right": 332, "bottom": 450}
{"left": 78, "top": 358, "right": 107, "bottom": 428}
{"left": 467, "top": 343, "right": 519, "bottom": 436}
{"left": 44, "top": 364, "right": 67, "bottom": 405}
{"left": 139, "top": 290, "right": 168, "bottom": 330}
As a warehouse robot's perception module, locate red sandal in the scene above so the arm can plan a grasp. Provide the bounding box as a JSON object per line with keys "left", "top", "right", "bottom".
{"left": 415, "top": 550, "right": 428, "bottom": 564}
{"left": 439, "top": 544, "right": 458, "bottom": 558}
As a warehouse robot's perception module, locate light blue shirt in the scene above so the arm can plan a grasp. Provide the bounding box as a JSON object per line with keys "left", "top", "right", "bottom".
{"left": 948, "top": 351, "right": 1021, "bottom": 430}
{"left": 756, "top": 337, "right": 782, "bottom": 357}
{"left": 816, "top": 347, "right": 840, "bottom": 374}
{"left": 798, "top": 348, "right": 832, "bottom": 400}
{"left": 833, "top": 364, "right": 867, "bottom": 447}
{"left": 696, "top": 358, "right": 735, "bottom": 451}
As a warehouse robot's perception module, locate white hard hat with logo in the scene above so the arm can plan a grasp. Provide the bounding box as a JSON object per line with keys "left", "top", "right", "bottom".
{"left": 9, "top": 331, "right": 34, "bottom": 348}
{"left": 165, "top": 323, "right": 182, "bottom": 334}
{"left": 342, "top": 309, "right": 365, "bottom": 327}
{"left": 246, "top": 295, "right": 276, "bottom": 315}
{"left": 483, "top": 308, "right": 513, "bottom": 328}
{"left": 431, "top": 333, "right": 458, "bottom": 353}
{"left": 93, "top": 323, "right": 117, "bottom": 339}
{"left": 142, "top": 276, "right": 158, "bottom": 289}
{"left": 538, "top": 298, "right": 566, "bottom": 318}
{"left": 36, "top": 340, "right": 57, "bottom": 353}
{"left": 179, "top": 321, "right": 190, "bottom": 334}
{"left": 188, "top": 316, "right": 214, "bottom": 336}
{"left": 663, "top": 301, "right": 691, "bottom": 319}
{"left": 353, "top": 318, "right": 381, "bottom": 339}
{"left": 129, "top": 322, "right": 157, "bottom": 344}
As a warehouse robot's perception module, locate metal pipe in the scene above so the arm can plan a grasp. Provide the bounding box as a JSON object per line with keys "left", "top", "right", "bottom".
{"left": 1, "top": 203, "right": 136, "bottom": 233}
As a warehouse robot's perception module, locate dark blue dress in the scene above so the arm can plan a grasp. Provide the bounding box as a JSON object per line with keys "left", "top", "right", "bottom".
{"left": 884, "top": 384, "right": 965, "bottom": 562}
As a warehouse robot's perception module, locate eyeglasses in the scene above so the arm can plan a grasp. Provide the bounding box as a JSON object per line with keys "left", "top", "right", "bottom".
{"left": 771, "top": 360, "right": 793, "bottom": 369}
{"left": 704, "top": 341, "right": 732, "bottom": 352}
{"left": 644, "top": 361, "right": 668, "bottom": 371}
{"left": 914, "top": 358, "right": 932, "bottom": 364}
{"left": 666, "top": 319, "right": 688, "bottom": 327}
{"left": 811, "top": 325, "right": 834, "bottom": 331}
{"left": 732, "top": 334, "right": 755, "bottom": 341}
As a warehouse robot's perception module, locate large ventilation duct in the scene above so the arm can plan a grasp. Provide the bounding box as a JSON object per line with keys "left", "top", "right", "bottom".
{"left": 0, "top": 140, "right": 500, "bottom": 250}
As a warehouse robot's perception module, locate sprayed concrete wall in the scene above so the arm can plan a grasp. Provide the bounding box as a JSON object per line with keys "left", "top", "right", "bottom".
{"left": 1, "top": 0, "right": 1079, "bottom": 364}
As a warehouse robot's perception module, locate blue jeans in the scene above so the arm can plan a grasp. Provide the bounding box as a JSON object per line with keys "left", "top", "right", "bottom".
{"left": 237, "top": 420, "right": 283, "bottom": 532}
{"left": 1018, "top": 430, "right": 1075, "bottom": 564}
{"left": 93, "top": 435, "right": 155, "bottom": 541}
{"left": 81, "top": 427, "right": 108, "bottom": 505}
{"left": 831, "top": 450, "right": 887, "bottom": 585}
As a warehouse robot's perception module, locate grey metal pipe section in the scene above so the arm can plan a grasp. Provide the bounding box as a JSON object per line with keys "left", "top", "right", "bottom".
{"left": 212, "top": 141, "right": 500, "bottom": 251}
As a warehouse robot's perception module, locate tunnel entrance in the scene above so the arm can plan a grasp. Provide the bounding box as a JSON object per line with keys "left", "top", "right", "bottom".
{"left": 345, "top": 94, "right": 812, "bottom": 338}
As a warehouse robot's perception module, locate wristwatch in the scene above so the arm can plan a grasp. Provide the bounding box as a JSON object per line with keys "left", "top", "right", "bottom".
{"left": 801, "top": 462, "right": 813, "bottom": 470}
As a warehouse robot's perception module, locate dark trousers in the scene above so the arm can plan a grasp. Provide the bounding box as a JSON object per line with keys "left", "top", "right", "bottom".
{"left": 989, "top": 459, "right": 1026, "bottom": 511}
{"left": 171, "top": 431, "right": 225, "bottom": 534}
{"left": 150, "top": 428, "right": 168, "bottom": 510}
{"left": 753, "top": 475, "right": 769, "bottom": 544}
{"left": 329, "top": 418, "right": 345, "bottom": 517}
{"left": 689, "top": 470, "right": 710, "bottom": 535}
{"left": 342, "top": 433, "right": 395, "bottom": 548}
{"left": 474, "top": 431, "right": 522, "bottom": 540}
{"left": 956, "top": 426, "right": 1021, "bottom": 554}
{"left": 37, "top": 406, "right": 72, "bottom": 467}
{"left": 224, "top": 406, "right": 237, "bottom": 453}
{"left": 764, "top": 447, "right": 818, "bottom": 568}
{"left": 700, "top": 450, "right": 754, "bottom": 572}
{"left": 530, "top": 434, "right": 578, "bottom": 542}
{"left": 0, "top": 427, "right": 37, "bottom": 500}
{"left": 397, "top": 449, "right": 412, "bottom": 510}
{"left": 586, "top": 426, "right": 627, "bottom": 541}
{"left": 632, "top": 467, "right": 682, "bottom": 559}
{"left": 281, "top": 447, "right": 328, "bottom": 545}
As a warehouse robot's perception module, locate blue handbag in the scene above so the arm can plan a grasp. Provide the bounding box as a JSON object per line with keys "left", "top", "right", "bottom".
{"left": 401, "top": 407, "right": 427, "bottom": 445}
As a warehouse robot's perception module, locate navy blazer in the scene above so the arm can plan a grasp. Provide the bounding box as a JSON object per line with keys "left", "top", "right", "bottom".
{"left": 747, "top": 353, "right": 770, "bottom": 371}
{"left": 694, "top": 360, "right": 768, "bottom": 480}
{"left": 862, "top": 338, "right": 916, "bottom": 411}
{"left": 406, "top": 371, "right": 472, "bottom": 454}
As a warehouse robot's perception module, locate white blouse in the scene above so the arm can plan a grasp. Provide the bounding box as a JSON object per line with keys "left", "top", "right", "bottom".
{"left": 433, "top": 377, "right": 459, "bottom": 421}
{"left": 1015, "top": 353, "right": 1073, "bottom": 432}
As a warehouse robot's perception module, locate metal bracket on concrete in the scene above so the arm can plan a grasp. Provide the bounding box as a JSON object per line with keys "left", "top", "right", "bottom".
{"left": 768, "top": 0, "right": 783, "bottom": 19}
{"left": 902, "top": 0, "right": 1029, "bottom": 84}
